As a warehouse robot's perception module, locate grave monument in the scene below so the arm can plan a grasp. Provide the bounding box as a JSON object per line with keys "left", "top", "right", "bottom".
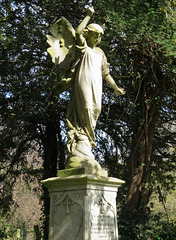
{"left": 42, "top": 6, "right": 125, "bottom": 240}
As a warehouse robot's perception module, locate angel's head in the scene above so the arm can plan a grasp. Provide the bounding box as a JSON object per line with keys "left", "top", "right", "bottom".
{"left": 84, "top": 23, "right": 104, "bottom": 48}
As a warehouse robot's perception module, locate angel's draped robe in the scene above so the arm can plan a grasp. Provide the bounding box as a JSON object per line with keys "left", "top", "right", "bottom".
{"left": 66, "top": 41, "right": 110, "bottom": 159}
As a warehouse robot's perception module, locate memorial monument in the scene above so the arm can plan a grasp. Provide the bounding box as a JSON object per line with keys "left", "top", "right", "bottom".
{"left": 42, "top": 6, "right": 125, "bottom": 240}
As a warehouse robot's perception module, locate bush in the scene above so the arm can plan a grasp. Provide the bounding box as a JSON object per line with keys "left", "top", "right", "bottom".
{"left": 118, "top": 208, "right": 176, "bottom": 240}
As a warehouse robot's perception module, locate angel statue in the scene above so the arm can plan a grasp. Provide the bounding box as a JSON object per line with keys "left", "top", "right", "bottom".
{"left": 47, "top": 7, "right": 125, "bottom": 174}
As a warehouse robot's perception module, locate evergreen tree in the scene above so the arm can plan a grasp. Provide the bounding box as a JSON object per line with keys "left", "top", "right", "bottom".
{"left": 0, "top": 0, "right": 176, "bottom": 239}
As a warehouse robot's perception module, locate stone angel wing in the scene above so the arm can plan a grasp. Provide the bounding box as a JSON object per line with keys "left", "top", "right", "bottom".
{"left": 46, "top": 17, "right": 75, "bottom": 65}
{"left": 47, "top": 17, "right": 77, "bottom": 93}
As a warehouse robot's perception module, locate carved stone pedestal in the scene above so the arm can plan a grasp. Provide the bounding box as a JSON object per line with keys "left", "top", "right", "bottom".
{"left": 41, "top": 168, "right": 124, "bottom": 240}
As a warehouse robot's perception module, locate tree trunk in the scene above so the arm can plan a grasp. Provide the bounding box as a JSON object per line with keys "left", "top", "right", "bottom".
{"left": 126, "top": 97, "right": 158, "bottom": 211}
{"left": 34, "top": 225, "right": 42, "bottom": 240}
{"left": 42, "top": 120, "right": 58, "bottom": 240}
{"left": 20, "top": 222, "right": 27, "bottom": 240}
{"left": 126, "top": 46, "right": 164, "bottom": 211}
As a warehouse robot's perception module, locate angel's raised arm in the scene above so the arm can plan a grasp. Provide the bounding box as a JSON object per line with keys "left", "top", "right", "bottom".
{"left": 76, "top": 6, "right": 94, "bottom": 46}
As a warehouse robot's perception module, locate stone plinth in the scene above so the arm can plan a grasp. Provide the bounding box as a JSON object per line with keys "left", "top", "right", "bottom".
{"left": 41, "top": 168, "right": 124, "bottom": 240}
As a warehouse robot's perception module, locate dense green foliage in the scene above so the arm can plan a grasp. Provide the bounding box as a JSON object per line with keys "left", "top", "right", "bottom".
{"left": 0, "top": 0, "right": 176, "bottom": 239}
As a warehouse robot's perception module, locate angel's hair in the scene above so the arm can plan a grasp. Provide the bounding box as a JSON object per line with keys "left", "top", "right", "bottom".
{"left": 83, "top": 23, "right": 104, "bottom": 38}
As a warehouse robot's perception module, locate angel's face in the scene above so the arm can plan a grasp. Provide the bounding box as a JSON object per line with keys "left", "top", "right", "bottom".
{"left": 87, "top": 31, "right": 102, "bottom": 48}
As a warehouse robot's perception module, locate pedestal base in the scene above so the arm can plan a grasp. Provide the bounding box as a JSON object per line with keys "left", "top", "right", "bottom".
{"left": 41, "top": 168, "right": 124, "bottom": 240}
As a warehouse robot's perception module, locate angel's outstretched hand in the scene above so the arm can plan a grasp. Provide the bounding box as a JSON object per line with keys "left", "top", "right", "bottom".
{"left": 115, "top": 87, "right": 126, "bottom": 95}
{"left": 87, "top": 6, "right": 95, "bottom": 17}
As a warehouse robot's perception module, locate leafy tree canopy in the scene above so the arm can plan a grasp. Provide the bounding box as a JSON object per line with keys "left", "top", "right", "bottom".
{"left": 0, "top": 0, "right": 176, "bottom": 239}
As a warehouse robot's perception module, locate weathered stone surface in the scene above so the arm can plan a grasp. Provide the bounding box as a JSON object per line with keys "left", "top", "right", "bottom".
{"left": 57, "top": 167, "right": 108, "bottom": 178}
{"left": 41, "top": 171, "right": 124, "bottom": 240}
{"left": 47, "top": 7, "right": 125, "bottom": 167}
